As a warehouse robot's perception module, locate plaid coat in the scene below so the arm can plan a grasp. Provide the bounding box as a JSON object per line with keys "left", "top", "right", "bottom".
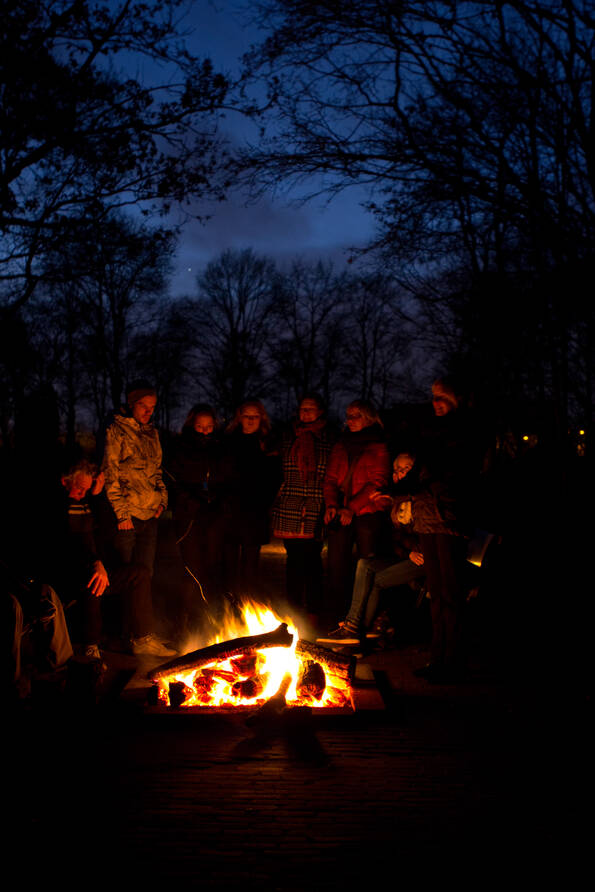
{"left": 272, "top": 422, "right": 336, "bottom": 539}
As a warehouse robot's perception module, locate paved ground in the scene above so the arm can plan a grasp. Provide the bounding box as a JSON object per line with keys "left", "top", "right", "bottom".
{"left": 9, "top": 537, "right": 582, "bottom": 887}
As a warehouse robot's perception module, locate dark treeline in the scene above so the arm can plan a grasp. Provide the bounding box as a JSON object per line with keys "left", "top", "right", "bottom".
{"left": 237, "top": 0, "right": 595, "bottom": 456}
{"left": 1, "top": 0, "right": 593, "bottom": 465}
{"left": 1, "top": 242, "right": 422, "bottom": 441}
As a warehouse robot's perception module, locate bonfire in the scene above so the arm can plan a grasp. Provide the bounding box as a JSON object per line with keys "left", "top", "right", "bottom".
{"left": 149, "top": 602, "right": 354, "bottom": 711}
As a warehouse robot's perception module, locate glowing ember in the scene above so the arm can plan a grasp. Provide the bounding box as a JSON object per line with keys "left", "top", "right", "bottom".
{"left": 156, "top": 602, "right": 353, "bottom": 710}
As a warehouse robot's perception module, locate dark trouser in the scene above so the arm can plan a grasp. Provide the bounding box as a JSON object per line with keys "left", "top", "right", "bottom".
{"left": 326, "top": 513, "right": 384, "bottom": 619}
{"left": 418, "top": 533, "right": 468, "bottom": 669}
{"left": 114, "top": 517, "right": 158, "bottom": 577}
{"left": 224, "top": 543, "right": 261, "bottom": 597}
{"left": 81, "top": 585, "right": 103, "bottom": 647}
{"left": 176, "top": 511, "right": 226, "bottom": 622}
{"left": 53, "top": 566, "right": 101, "bottom": 648}
{"left": 109, "top": 563, "right": 153, "bottom": 640}
{"left": 283, "top": 538, "right": 323, "bottom": 614}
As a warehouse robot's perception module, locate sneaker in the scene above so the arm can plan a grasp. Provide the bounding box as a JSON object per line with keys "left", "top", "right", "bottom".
{"left": 84, "top": 644, "right": 102, "bottom": 661}
{"left": 365, "top": 610, "right": 391, "bottom": 639}
{"left": 84, "top": 644, "right": 107, "bottom": 672}
{"left": 132, "top": 635, "right": 177, "bottom": 657}
{"left": 316, "top": 626, "right": 361, "bottom": 645}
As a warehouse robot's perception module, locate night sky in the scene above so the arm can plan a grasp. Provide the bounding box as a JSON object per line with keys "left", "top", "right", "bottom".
{"left": 164, "top": 1, "right": 377, "bottom": 295}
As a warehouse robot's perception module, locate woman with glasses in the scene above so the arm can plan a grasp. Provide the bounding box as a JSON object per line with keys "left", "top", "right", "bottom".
{"left": 323, "top": 400, "right": 391, "bottom": 622}
{"left": 224, "top": 400, "right": 279, "bottom": 597}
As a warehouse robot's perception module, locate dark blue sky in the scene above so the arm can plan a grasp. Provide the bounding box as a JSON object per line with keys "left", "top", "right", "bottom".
{"left": 166, "top": 1, "right": 376, "bottom": 295}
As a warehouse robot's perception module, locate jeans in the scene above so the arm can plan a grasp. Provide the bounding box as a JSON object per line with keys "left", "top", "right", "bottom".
{"left": 114, "top": 517, "right": 158, "bottom": 577}
{"left": 345, "top": 556, "right": 425, "bottom": 631}
{"left": 326, "top": 513, "right": 384, "bottom": 618}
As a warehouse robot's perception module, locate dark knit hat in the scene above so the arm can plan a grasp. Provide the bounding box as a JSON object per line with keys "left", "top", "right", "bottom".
{"left": 431, "top": 379, "right": 459, "bottom": 410}
{"left": 127, "top": 381, "right": 157, "bottom": 406}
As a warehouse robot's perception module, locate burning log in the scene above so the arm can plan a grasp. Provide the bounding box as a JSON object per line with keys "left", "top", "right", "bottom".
{"left": 231, "top": 673, "right": 270, "bottom": 700}
{"left": 230, "top": 651, "right": 265, "bottom": 677}
{"left": 295, "top": 640, "right": 355, "bottom": 687}
{"left": 148, "top": 623, "right": 293, "bottom": 680}
{"left": 201, "top": 667, "right": 237, "bottom": 684}
{"left": 193, "top": 674, "right": 214, "bottom": 702}
{"left": 246, "top": 672, "right": 292, "bottom": 726}
{"left": 296, "top": 660, "right": 326, "bottom": 701}
{"left": 168, "top": 680, "right": 193, "bottom": 708}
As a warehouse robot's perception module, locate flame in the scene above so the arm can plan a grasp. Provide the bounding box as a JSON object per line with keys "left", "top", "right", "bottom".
{"left": 157, "top": 600, "right": 352, "bottom": 710}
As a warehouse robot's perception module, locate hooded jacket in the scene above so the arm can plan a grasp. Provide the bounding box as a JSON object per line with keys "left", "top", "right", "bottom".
{"left": 102, "top": 413, "right": 167, "bottom": 523}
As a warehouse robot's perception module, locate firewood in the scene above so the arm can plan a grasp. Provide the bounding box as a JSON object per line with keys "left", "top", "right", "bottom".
{"left": 168, "top": 680, "right": 192, "bottom": 708}
{"left": 326, "top": 686, "right": 352, "bottom": 707}
{"left": 148, "top": 623, "right": 294, "bottom": 680}
{"left": 246, "top": 672, "right": 292, "bottom": 726}
{"left": 201, "top": 667, "right": 237, "bottom": 684}
{"left": 231, "top": 673, "right": 270, "bottom": 700}
{"left": 230, "top": 651, "right": 265, "bottom": 677}
{"left": 296, "top": 660, "right": 326, "bottom": 701}
{"left": 193, "top": 674, "right": 214, "bottom": 704}
{"left": 295, "top": 639, "right": 355, "bottom": 685}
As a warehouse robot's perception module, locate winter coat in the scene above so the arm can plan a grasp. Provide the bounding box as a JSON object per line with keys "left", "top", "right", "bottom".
{"left": 167, "top": 428, "right": 233, "bottom": 536}
{"left": 408, "top": 409, "right": 479, "bottom": 536}
{"left": 323, "top": 424, "right": 391, "bottom": 516}
{"left": 102, "top": 413, "right": 167, "bottom": 523}
{"left": 272, "top": 419, "right": 336, "bottom": 539}
{"left": 224, "top": 429, "right": 280, "bottom": 546}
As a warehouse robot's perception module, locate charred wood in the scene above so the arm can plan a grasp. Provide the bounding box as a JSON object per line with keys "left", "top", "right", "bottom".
{"left": 230, "top": 651, "right": 265, "bottom": 677}
{"left": 149, "top": 623, "right": 293, "bottom": 680}
{"left": 193, "top": 674, "right": 214, "bottom": 702}
{"left": 295, "top": 640, "right": 355, "bottom": 685}
{"left": 296, "top": 660, "right": 326, "bottom": 701}
{"left": 231, "top": 673, "right": 269, "bottom": 700}
{"left": 246, "top": 672, "right": 292, "bottom": 726}
{"left": 168, "top": 680, "right": 192, "bottom": 708}
{"left": 201, "top": 667, "right": 237, "bottom": 684}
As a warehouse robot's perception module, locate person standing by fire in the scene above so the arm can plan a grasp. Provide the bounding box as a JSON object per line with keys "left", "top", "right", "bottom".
{"left": 271, "top": 394, "right": 336, "bottom": 627}
{"left": 223, "top": 400, "right": 279, "bottom": 598}
{"left": 409, "top": 377, "right": 478, "bottom": 683}
{"left": 102, "top": 382, "right": 168, "bottom": 578}
{"left": 168, "top": 404, "right": 233, "bottom": 630}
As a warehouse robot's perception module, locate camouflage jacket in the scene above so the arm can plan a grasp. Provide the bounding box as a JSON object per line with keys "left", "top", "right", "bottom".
{"left": 102, "top": 414, "right": 168, "bottom": 523}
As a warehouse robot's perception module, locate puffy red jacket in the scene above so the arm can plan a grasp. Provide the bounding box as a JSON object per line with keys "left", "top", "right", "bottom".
{"left": 323, "top": 431, "right": 390, "bottom": 516}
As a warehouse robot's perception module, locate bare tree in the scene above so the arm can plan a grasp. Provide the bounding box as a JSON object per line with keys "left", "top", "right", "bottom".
{"left": 130, "top": 297, "right": 198, "bottom": 432}
{"left": 188, "top": 249, "right": 279, "bottom": 416}
{"left": 1, "top": 0, "right": 230, "bottom": 305}
{"left": 269, "top": 259, "right": 347, "bottom": 412}
{"left": 34, "top": 212, "right": 176, "bottom": 439}
{"left": 341, "top": 273, "right": 417, "bottom": 407}
{"left": 238, "top": 1, "right": 595, "bottom": 437}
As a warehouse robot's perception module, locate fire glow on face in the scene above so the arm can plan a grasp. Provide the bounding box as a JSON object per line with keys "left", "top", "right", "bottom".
{"left": 155, "top": 602, "right": 353, "bottom": 709}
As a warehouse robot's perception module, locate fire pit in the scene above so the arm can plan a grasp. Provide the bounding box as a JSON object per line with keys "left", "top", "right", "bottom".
{"left": 147, "top": 604, "right": 355, "bottom": 713}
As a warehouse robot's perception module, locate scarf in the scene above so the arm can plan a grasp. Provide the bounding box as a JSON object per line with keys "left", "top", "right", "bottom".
{"left": 290, "top": 416, "right": 327, "bottom": 484}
